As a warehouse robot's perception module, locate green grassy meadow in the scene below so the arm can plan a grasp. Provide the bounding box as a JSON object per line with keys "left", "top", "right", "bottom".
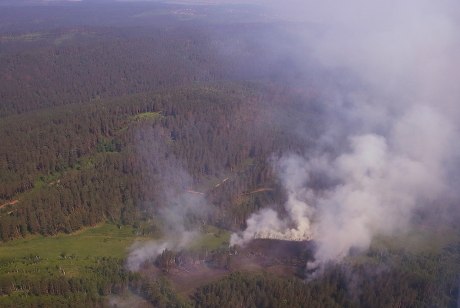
{"left": 0, "top": 223, "right": 141, "bottom": 279}
{"left": 0, "top": 222, "right": 230, "bottom": 281}
{"left": 194, "top": 230, "right": 231, "bottom": 249}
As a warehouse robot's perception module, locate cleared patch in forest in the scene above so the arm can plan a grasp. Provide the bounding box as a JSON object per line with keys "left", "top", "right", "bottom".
{"left": 372, "top": 225, "right": 459, "bottom": 254}
{"left": 53, "top": 32, "right": 76, "bottom": 45}
{"left": 0, "top": 222, "right": 143, "bottom": 279}
{"left": 129, "top": 112, "right": 163, "bottom": 122}
{"left": 1, "top": 32, "right": 42, "bottom": 42}
{"left": 193, "top": 230, "right": 231, "bottom": 249}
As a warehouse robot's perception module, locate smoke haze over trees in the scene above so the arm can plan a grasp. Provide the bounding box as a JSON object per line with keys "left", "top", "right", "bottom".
{"left": 1, "top": 0, "right": 460, "bottom": 307}
{"left": 230, "top": 0, "right": 460, "bottom": 267}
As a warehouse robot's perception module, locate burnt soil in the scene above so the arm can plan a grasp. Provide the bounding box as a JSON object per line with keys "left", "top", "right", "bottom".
{"left": 167, "top": 239, "right": 314, "bottom": 295}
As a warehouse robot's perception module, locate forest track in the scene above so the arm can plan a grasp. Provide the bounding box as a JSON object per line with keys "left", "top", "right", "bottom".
{"left": 185, "top": 190, "right": 205, "bottom": 195}
{"left": 246, "top": 188, "right": 274, "bottom": 194}
{"left": 213, "top": 178, "right": 229, "bottom": 188}
{"left": 0, "top": 199, "right": 19, "bottom": 209}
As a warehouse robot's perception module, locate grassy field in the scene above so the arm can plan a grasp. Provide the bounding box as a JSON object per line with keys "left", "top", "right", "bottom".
{"left": 194, "top": 230, "right": 231, "bottom": 249}
{"left": 0, "top": 222, "right": 143, "bottom": 279}
{"left": 1, "top": 32, "right": 42, "bottom": 42}
{"left": 53, "top": 32, "right": 76, "bottom": 45}
{"left": 0, "top": 221, "right": 231, "bottom": 282}
{"left": 129, "top": 112, "right": 163, "bottom": 122}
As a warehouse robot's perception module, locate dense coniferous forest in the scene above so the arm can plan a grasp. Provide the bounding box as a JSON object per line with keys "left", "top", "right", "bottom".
{"left": 1, "top": 1, "right": 460, "bottom": 307}
{"left": 0, "top": 81, "right": 320, "bottom": 240}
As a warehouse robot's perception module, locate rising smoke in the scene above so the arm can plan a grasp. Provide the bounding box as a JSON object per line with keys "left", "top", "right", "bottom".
{"left": 126, "top": 167, "right": 210, "bottom": 272}
{"left": 231, "top": 0, "right": 460, "bottom": 265}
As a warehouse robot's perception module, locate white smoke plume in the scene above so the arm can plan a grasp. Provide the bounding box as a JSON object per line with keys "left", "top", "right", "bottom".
{"left": 126, "top": 231, "right": 198, "bottom": 272}
{"left": 230, "top": 155, "right": 316, "bottom": 246}
{"left": 231, "top": 0, "right": 460, "bottom": 265}
{"left": 126, "top": 168, "right": 209, "bottom": 272}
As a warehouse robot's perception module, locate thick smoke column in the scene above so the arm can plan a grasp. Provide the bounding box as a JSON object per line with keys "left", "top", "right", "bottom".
{"left": 231, "top": 0, "right": 460, "bottom": 264}
{"left": 230, "top": 155, "right": 315, "bottom": 245}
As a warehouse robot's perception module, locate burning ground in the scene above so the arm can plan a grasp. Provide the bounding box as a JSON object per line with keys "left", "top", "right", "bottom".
{"left": 135, "top": 238, "right": 314, "bottom": 296}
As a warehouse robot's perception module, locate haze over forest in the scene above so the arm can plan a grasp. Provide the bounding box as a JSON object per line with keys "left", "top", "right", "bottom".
{"left": 1, "top": 0, "right": 460, "bottom": 307}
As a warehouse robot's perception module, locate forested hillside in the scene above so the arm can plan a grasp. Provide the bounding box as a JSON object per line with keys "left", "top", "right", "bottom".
{"left": 1, "top": 1, "right": 460, "bottom": 308}
{"left": 0, "top": 23, "right": 296, "bottom": 117}
{"left": 0, "top": 81, "right": 321, "bottom": 241}
{"left": 0, "top": 4, "right": 322, "bottom": 241}
{"left": 0, "top": 4, "right": 327, "bottom": 305}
